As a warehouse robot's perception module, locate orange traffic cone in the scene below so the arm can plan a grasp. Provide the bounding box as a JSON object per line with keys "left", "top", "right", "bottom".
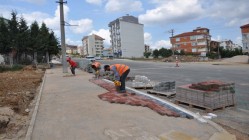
{"left": 175, "top": 57, "right": 179, "bottom": 67}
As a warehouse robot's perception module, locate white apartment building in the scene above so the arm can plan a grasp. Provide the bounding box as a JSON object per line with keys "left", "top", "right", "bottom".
{"left": 82, "top": 34, "right": 105, "bottom": 56}
{"left": 108, "top": 15, "right": 144, "bottom": 58}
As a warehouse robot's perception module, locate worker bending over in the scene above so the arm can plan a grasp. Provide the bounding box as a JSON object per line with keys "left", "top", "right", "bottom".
{"left": 67, "top": 57, "right": 77, "bottom": 75}
{"left": 91, "top": 61, "right": 101, "bottom": 78}
{"left": 104, "top": 64, "right": 130, "bottom": 93}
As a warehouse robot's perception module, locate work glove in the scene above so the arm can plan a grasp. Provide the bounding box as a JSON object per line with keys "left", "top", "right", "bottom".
{"left": 114, "top": 80, "right": 121, "bottom": 87}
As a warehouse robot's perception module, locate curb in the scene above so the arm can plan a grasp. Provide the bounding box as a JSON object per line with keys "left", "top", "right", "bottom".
{"left": 25, "top": 70, "right": 47, "bottom": 140}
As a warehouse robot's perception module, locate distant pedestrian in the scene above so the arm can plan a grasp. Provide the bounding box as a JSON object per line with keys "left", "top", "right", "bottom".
{"left": 104, "top": 64, "right": 130, "bottom": 93}
{"left": 67, "top": 57, "right": 77, "bottom": 75}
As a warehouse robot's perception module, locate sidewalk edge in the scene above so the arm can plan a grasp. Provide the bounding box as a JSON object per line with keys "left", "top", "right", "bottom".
{"left": 25, "top": 70, "right": 47, "bottom": 140}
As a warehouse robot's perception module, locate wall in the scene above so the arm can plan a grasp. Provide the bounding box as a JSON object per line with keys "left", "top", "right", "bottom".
{"left": 120, "top": 21, "right": 144, "bottom": 58}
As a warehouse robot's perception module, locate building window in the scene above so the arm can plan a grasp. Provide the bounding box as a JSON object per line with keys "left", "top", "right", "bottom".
{"left": 176, "top": 38, "right": 180, "bottom": 41}
{"left": 192, "top": 48, "right": 197, "bottom": 52}
{"left": 191, "top": 42, "right": 197, "bottom": 46}
{"left": 175, "top": 44, "right": 180, "bottom": 48}
{"left": 190, "top": 36, "right": 196, "bottom": 40}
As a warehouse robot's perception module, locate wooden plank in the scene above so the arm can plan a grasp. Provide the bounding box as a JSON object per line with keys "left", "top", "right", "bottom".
{"left": 175, "top": 99, "right": 235, "bottom": 112}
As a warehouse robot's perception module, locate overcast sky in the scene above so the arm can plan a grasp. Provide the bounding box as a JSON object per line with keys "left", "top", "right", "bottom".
{"left": 0, "top": 0, "right": 248, "bottom": 49}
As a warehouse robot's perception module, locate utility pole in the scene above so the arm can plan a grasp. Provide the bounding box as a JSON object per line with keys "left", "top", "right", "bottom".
{"left": 57, "top": 0, "right": 68, "bottom": 73}
{"left": 168, "top": 29, "right": 174, "bottom": 55}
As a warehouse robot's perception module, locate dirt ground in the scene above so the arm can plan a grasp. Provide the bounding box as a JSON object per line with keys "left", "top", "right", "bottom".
{"left": 0, "top": 66, "right": 44, "bottom": 139}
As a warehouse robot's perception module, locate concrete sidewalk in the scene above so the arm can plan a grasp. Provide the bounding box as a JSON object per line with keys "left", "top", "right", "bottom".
{"left": 28, "top": 67, "right": 230, "bottom": 140}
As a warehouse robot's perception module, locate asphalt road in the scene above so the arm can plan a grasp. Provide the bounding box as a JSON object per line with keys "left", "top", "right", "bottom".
{"left": 93, "top": 59, "right": 249, "bottom": 111}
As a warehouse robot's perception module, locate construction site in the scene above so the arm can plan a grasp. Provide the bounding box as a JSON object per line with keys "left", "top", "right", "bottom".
{"left": 0, "top": 55, "right": 248, "bottom": 140}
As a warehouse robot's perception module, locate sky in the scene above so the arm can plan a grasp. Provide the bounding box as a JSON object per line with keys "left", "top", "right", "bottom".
{"left": 0, "top": 0, "right": 248, "bottom": 50}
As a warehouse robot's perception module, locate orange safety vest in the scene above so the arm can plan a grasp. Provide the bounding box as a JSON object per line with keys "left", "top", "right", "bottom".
{"left": 111, "top": 64, "right": 129, "bottom": 76}
{"left": 92, "top": 61, "right": 101, "bottom": 68}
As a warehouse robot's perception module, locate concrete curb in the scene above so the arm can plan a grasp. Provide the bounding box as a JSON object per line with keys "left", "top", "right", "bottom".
{"left": 103, "top": 79, "right": 227, "bottom": 133}
{"left": 25, "top": 70, "right": 47, "bottom": 140}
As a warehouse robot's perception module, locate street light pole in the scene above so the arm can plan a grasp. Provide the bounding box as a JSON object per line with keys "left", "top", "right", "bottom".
{"left": 168, "top": 29, "right": 174, "bottom": 56}
{"left": 57, "top": 0, "right": 68, "bottom": 73}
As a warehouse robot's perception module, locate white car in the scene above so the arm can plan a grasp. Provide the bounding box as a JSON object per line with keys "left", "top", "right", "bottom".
{"left": 86, "top": 56, "right": 95, "bottom": 61}
{"left": 95, "top": 56, "right": 102, "bottom": 60}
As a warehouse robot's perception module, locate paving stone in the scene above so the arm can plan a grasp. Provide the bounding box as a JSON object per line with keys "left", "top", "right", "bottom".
{"left": 91, "top": 79, "right": 180, "bottom": 117}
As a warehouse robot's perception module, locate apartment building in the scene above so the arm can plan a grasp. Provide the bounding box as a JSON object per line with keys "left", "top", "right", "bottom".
{"left": 108, "top": 15, "right": 144, "bottom": 58}
{"left": 66, "top": 44, "right": 78, "bottom": 55}
{"left": 82, "top": 34, "right": 105, "bottom": 56}
{"left": 240, "top": 24, "right": 249, "bottom": 53}
{"left": 170, "top": 27, "right": 211, "bottom": 55}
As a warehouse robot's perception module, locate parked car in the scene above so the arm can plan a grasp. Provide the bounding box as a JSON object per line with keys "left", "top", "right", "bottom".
{"left": 86, "top": 56, "right": 95, "bottom": 61}
{"left": 95, "top": 56, "right": 102, "bottom": 60}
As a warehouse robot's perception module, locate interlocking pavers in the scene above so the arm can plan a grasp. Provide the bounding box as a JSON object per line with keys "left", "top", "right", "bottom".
{"left": 90, "top": 79, "right": 180, "bottom": 117}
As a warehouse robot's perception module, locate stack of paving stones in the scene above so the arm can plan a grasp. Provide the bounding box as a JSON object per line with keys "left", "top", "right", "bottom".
{"left": 153, "top": 81, "right": 176, "bottom": 92}
{"left": 176, "top": 80, "right": 236, "bottom": 111}
{"left": 90, "top": 79, "right": 180, "bottom": 117}
{"left": 131, "top": 75, "right": 155, "bottom": 88}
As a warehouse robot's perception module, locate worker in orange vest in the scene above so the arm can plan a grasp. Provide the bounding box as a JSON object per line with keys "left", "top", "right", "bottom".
{"left": 104, "top": 64, "right": 130, "bottom": 93}
{"left": 91, "top": 61, "right": 101, "bottom": 78}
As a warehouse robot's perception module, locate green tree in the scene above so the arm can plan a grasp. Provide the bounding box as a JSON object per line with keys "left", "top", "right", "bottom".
{"left": 30, "top": 21, "right": 40, "bottom": 64}
{"left": 0, "top": 17, "right": 10, "bottom": 54}
{"left": 48, "top": 31, "right": 59, "bottom": 58}
{"left": 144, "top": 52, "right": 151, "bottom": 58}
{"left": 180, "top": 49, "right": 185, "bottom": 55}
{"left": 18, "top": 16, "right": 30, "bottom": 63}
{"left": 38, "top": 22, "right": 50, "bottom": 63}
{"left": 152, "top": 49, "right": 159, "bottom": 58}
{"left": 8, "top": 11, "right": 19, "bottom": 65}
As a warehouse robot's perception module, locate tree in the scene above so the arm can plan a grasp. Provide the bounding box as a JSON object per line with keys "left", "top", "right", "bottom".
{"left": 38, "top": 22, "right": 50, "bottom": 63}
{"left": 152, "top": 49, "right": 159, "bottom": 58}
{"left": 180, "top": 50, "right": 185, "bottom": 55}
{"left": 0, "top": 17, "right": 10, "bottom": 55}
{"left": 144, "top": 52, "right": 151, "bottom": 58}
{"left": 8, "top": 11, "right": 19, "bottom": 66}
{"left": 18, "top": 16, "right": 30, "bottom": 63}
{"left": 30, "top": 21, "right": 40, "bottom": 64}
{"left": 48, "top": 31, "right": 59, "bottom": 59}
{"left": 159, "top": 47, "right": 172, "bottom": 57}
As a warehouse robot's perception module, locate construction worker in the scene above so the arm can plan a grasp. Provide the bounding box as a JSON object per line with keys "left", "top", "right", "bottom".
{"left": 66, "top": 57, "right": 77, "bottom": 75}
{"left": 104, "top": 64, "right": 130, "bottom": 93}
{"left": 91, "top": 61, "right": 101, "bottom": 78}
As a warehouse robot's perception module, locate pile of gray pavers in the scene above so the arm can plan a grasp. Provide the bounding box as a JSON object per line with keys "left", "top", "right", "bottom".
{"left": 153, "top": 81, "right": 176, "bottom": 93}
{"left": 142, "top": 79, "right": 176, "bottom": 98}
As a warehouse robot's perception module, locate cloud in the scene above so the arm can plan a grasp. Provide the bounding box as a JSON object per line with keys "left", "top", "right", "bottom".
{"left": 66, "top": 38, "right": 82, "bottom": 46}
{"left": 144, "top": 32, "right": 152, "bottom": 45}
{"left": 211, "top": 35, "right": 222, "bottom": 41}
{"left": 105, "top": 0, "right": 143, "bottom": 12}
{"left": 151, "top": 40, "right": 171, "bottom": 50}
{"left": 90, "top": 29, "right": 111, "bottom": 47}
{"left": 86, "top": 0, "right": 103, "bottom": 5}
{"left": 206, "top": 0, "right": 249, "bottom": 26}
{"left": 139, "top": 0, "right": 203, "bottom": 25}
{"left": 69, "top": 19, "right": 93, "bottom": 34}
